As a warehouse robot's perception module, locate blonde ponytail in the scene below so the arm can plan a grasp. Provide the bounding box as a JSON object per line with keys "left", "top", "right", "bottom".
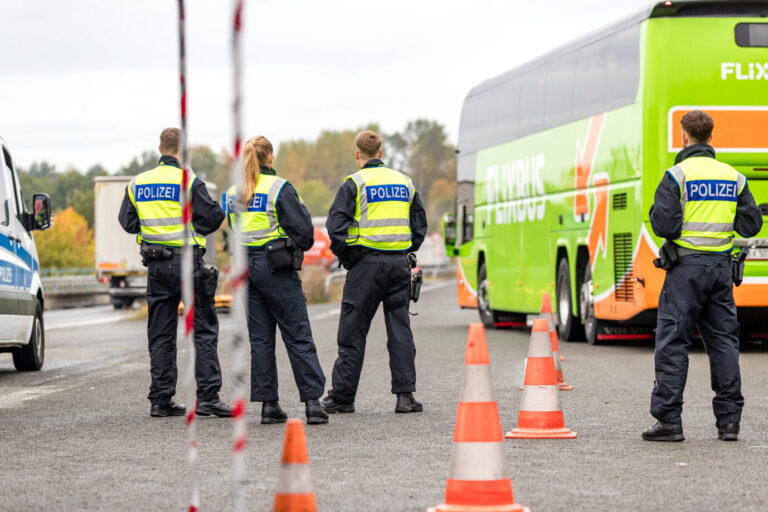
{"left": 242, "top": 136, "right": 274, "bottom": 205}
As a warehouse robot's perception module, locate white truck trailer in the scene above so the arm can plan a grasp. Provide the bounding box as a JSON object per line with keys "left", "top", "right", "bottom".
{"left": 94, "top": 176, "right": 145, "bottom": 309}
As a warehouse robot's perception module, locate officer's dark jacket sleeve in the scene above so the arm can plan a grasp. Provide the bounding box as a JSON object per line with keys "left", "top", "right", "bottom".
{"left": 409, "top": 191, "right": 428, "bottom": 252}
{"left": 734, "top": 182, "right": 763, "bottom": 238}
{"left": 118, "top": 188, "right": 140, "bottom": 234}
{"left": 649, "top": 172, "right": 683, "bottom": 240}
{"left": 326, "top": 179, "right": 358, "bottom": 261}
{"left": 191, "top": 178, "right": 225, "bottom": 236}
{"left": 276, "top": 183, "right": 315, "bottom": 251}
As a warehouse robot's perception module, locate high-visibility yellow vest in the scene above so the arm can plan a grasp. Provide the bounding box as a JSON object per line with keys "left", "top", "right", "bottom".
{"left": 667, "top": 157, "right": 746, "bottom": 253}
{"left": 226, "top": 174, "right": 287, "bottom": 247}
{"left": 128, "top": 164, "right": 206, "bottom": 248}
{"left": 345, "top": 165, "right": 414, "bottom": 251}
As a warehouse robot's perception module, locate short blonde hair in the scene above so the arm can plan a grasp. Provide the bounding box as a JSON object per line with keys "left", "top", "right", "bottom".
{"left": 355, "top": 130, "right": 382, "bottom": 160}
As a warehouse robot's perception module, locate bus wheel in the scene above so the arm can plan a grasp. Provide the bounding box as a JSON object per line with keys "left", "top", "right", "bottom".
{"left": 477, "top": 262, "right": 497, "bottom": 329}
{"left": 556, "top": 258, "right": 584, "bottom": 341}
{"left": 580, "top": 265, "right": 610, "bottom": 345}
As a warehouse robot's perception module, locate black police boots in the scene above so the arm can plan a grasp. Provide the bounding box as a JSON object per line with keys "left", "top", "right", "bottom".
{"left": 305, "top": 399, "right": 329, "bottom": 425}
{"left": 642, "top": 421, "right": 684, "bottom": 442}
{"left": 150, "top": 400, "right": 186, "bottom": 417}
{"left": 395, "top": 392, "right": 423, "bottom": 413}
{"left": 321, "top": 395, "right": 355, "bottom": 414}
{"left": 261, "top": 401, "right": 288, "bottom": 424}
{"left": 196, "top": 399, "right": 234, "bottom": 418}
{"left": 718, "top": 422, "right": 740, "bottom": 441}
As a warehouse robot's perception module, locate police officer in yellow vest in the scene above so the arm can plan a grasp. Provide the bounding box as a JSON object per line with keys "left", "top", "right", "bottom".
{"left": 322, "top": 130, "right": 428, "bottom": 414}
{"left": 643, "top": 111, "right": 762, "bottom": 442}
{"left": 118, "top": 128, "right": 233, "bottom": 418}
{"left": 226, "top": 136, "right": 327, "bottom": 425}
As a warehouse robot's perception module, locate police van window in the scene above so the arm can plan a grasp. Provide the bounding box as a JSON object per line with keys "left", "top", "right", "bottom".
{"left": 2, "top": 147, "right": 21, "bottom": 216}
{"left": 735, "top": 23, "right": 768, "bottom": 47}
{"left": 0, "top": 155, "right": 8, "bottom": 225}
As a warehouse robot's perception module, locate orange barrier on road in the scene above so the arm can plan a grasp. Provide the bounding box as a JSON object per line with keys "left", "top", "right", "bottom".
{"left": 274, "top": 419, "right": 317, "bottom": 512}
{"left": 506, "top": 319, "right": 577, "bottom": 440}
{"left": 428, "top": 323, "right": 530, "bottom": 512}
{"left": 540, "top": 294, "right": 572, "bottom": 390}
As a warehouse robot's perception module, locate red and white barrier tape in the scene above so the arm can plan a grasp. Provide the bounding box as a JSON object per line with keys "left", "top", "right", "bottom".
{"left": 177, "top": 1, "right": 199, "bottom": 511}
{"left": 229, "top": 1, "right": 249, "bottom": 511}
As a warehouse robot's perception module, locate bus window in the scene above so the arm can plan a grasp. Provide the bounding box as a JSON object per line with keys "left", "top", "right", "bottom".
{"left": 496, "top": 77, "right": 521, "bottom": 145}
{"left": 573, "top": 41, "right": 607, "bottom": 121}
{"left": 544, "top": 54, "right": 576, "bottom": 128}
{"left": 518, "top": 70, "right": 546, "bottom": 137}
{"left": 735, "top": 23, "right": 768, "bottom": 47}
{"left": 605, "top": 25, "right": 641, "bottom": 106}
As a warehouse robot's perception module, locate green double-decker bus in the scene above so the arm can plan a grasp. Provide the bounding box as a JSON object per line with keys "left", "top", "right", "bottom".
{"left": 444, "top": 0, "right": 768, "bottom": 344}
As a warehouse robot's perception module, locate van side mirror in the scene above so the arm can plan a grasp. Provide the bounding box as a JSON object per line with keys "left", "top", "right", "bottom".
{"left": 32, "top": 193, "right": 52, "bottom": 231}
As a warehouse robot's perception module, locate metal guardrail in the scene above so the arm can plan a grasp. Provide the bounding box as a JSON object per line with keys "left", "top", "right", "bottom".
{"left": 40, "top": 268, "right": 109, "bottom": 296}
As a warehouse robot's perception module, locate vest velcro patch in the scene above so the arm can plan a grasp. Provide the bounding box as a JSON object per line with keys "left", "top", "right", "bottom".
{"left": 685, "top": 180, "right": 738, "bottom": 202}
{"left": 247, "top": 193, "right": 268, "bottom": 212}
{"left": 366, "top": 184, "right": 409, "bottom": 203}
{"left": 135, "top": 184, "right": 180, "bottom": 202}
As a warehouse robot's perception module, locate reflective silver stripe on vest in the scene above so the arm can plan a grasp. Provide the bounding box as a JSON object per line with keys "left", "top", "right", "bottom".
{"left": 668, "top": 165, "right": 687, "bottom": 205}
{"left": 237, "top": 177, "right": 286, "bottom": 244}
{"left": 359, "top": 233, "right": 412, "bottom": 243}
{"left": 129, "top": 177, "right": 137, "bottom": 201}
{"left": 736, "top": 172, "right": 746, "bottom": 193}
{"left": 141, "top": 217, "right": 184, "bottom": 227}
{"left": 681, "top": 222, "right": 734, "bottom": 233}
{"left": 349, "top": 172, "right": 411, "bottom": 230}
{"left": 678, "top": 236, "right": 732, "bottom": 247}
{"left": 141, "top": 229, "right": 202, "bottom": 242}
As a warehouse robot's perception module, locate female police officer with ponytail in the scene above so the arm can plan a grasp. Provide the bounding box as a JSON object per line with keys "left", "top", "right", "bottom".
{"left": 226, "top": 136, "right": 328, "bottom": 425}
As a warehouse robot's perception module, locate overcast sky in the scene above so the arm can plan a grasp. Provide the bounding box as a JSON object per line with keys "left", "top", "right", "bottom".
{"left": 0, "top": 0, "right": 651, "bottom": 172}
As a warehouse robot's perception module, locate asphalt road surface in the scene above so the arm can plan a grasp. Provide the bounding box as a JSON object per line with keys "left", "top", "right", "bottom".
{"left": 2, "top": 282, "right": 767, "bottom": 511}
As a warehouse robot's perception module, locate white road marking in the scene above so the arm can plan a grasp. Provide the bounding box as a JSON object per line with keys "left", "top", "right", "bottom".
{"left": 46, "top": 316, "right": 127, "bottom": 331}
{"left": 311, "top": 308, "right": 340, "bottom": 321}
{"left": 0, "top": 385, "right": 66, "bottom": 409}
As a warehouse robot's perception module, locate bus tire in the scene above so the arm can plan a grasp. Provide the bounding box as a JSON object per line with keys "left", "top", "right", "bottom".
{"left": 477, "top": 262, "right": 498, "bottom": 329}
{"left": 13, "top": 300, "right": 45, "bottom": 372}
{"left": 556, "top": 258, "right": 584, "bottom": 341}
{"left": 580, "top": 265, "right": 611, "bottom": 345}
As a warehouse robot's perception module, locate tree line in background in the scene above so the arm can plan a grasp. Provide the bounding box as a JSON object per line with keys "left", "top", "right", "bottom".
{"left": 20, "top": 119, "right": 456, "bottom": 268}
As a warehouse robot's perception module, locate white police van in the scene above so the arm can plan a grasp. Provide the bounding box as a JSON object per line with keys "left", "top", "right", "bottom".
{"left": 0, "top": 138, "right": 51, "bottom": 371}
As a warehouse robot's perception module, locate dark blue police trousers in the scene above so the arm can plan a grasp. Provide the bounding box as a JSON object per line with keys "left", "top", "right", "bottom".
{"left": 651, "top": 253, "right": 744, "bottom": 428}
{"left": 246, "top": 251, "right": 326, "bottom": 402}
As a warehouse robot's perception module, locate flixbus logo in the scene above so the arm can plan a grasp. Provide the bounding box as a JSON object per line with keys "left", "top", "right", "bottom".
{"left": 485, "top": 153, "right": 545, "bottom": 225}
{"left": 721, "top": 62, "right": 768, "bottom": 80}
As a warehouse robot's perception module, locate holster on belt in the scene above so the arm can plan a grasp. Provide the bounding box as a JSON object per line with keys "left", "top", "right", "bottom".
{"left": 199, "top": 265, "right": 219, "bottom": 297}
{"left": 140, "top": 243, "right": 173, "bottom": 267}
{"left": 653, "top": 240, "right": 680, "bottom": 271}
{"left": 265, "top": 238, "right": 304, "bottom": 272}
{"left": 731, "top": 247, "right": 749, "bottom": 287}
{"left": 408, "top": 253, "right": 423, "bottom": 303}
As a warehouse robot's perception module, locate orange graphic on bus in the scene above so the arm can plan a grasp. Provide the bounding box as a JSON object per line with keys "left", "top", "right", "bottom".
{"left": 574, "top": 113, "right": 606, "bottom": 220}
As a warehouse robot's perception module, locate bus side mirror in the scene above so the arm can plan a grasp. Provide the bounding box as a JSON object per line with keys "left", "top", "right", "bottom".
{"left": 32, "top": 193, "right": 52, "bottom": 231}
{"left": 442, "top": 213, "right": 457, "bottom": 256}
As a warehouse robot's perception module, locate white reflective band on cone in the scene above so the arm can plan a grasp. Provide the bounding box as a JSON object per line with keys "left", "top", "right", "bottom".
{"left": 448, "top": 442, "right": 507, "bottom": 481}
{"left": 520, "top": 385, "right": 562, "bottom": 412}
{"left": 459, "top": 365, "right": 495, "bottom": 402}
{"left": 527, "top": 331, "right": 553, "bottom": 357}
{"left": 275, "top": 464, "right": 314, "bottom": 494}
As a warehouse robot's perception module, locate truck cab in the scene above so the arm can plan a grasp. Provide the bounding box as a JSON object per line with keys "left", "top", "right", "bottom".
{"left": 0, "top": 138, "right": 52, "bottom": 371}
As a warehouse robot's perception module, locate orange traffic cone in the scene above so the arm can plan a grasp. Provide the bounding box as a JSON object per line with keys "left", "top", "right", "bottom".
{"left": 540, "top": 293, "right": 572, "bottom": 390}
{"left": 428, "top": 323, "right": 530, "bottom": 512}
{"left": 506, "top": 319, "right": 577, "bottom": 439}
{"left": 274, "top": 419, "right": 317, "bottom": 512}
